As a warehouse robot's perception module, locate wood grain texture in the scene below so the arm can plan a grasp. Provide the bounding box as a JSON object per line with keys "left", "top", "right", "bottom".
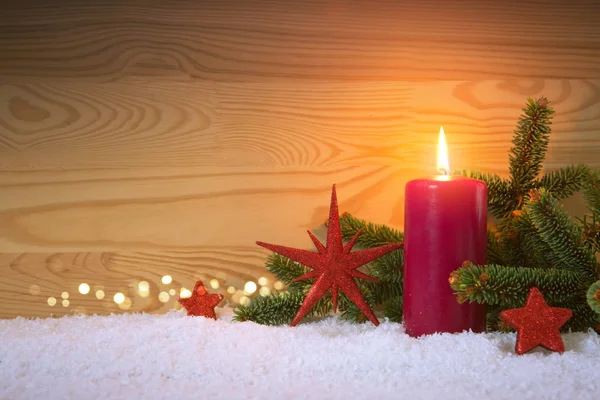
{"left": 1, "top": 0, "right": 600, "bottom": 82}
{"left": 0, "top": 165, "right": 408, "bottom": 253}
{"left": 2, "top": 79, "right": 600, "bottom": 169}
{"left": 0, "top": 250, "right": 276, "bottom": 319}
{"left": 2, "top": 0, "right": 600, "bottom": 319}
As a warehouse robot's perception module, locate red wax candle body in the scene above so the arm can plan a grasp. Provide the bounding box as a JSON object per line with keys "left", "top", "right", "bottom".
{"left": 403, "top": 176, "right": 487, "bottom": 337}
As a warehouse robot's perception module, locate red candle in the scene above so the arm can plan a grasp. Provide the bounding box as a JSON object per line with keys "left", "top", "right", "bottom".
{"left": 403, "top": 127, "right": 487, "bottom": 337}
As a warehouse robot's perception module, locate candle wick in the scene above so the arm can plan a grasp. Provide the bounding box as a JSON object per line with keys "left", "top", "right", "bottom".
{"left": 439, "top": 168, "right": 449, "bottom": 176}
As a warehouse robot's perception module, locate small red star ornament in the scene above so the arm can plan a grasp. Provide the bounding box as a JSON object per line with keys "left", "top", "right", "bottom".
{"left": 256, "top": 184, "right": 403, "bottom": 327}
{"left": 499, "top": 287, "right": 572, "bottom": 355}
{"left": 178, "top": 280, "right": 224, "bottom": 319}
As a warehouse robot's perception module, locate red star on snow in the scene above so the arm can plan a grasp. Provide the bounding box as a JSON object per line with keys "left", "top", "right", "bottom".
{"left": 257, "top": 184, "right": 403, "bottom": 326}
{"left": 178, "top": 280, "right": 224, "bottom": 319}
{"left": 499, "top": 287, "right": 572, "bottom": 355}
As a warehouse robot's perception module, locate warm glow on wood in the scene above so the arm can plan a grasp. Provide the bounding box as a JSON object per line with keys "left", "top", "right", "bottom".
{"left": 437, "top": 126, "right": 450, "bottom": 175}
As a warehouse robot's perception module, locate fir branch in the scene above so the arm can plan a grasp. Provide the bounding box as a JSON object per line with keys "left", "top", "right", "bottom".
{"left": 497, "top": 225, "right": 527, "bottom": 268}
{"left": 450, "top": 262, "right": 597, "bottom": 331}
{"left": 233, "top": 291, "right": 305, "bottom": 325}
{"left": 510, "top": 210, "right": 554, "bottom": 269}
{"left": 233, "top": 290, "right": 334, "bottom": 326}
{"left": 337, "top": 278, "right": 401, "bottom": 324}
{"left": 526, "top": 189, "right": 597, "bottom": 279}
{"left": 486, "top": 229, "right": 505, "bottom": 265}
{"left": 581, "top": 167, "right": 600, "bottom": 255}
{"left": 536, "top": 164, "right": 589, "bottom": 200}
{"left": 331, "top": 282, "right": 387, "bottom": 324}
{"left": 340, "top": 290, "right": 404, "bottom": 324}
{"left": 383, "top": 296, "right": 403, "bottom": 323}
{"left": 579, "top": 213, "right": 600, "bottom": 255}
{"left": 367, "top": 249, "right": 404, "bottom": 284}
{"left": 485, "top": 305, "right": 504, "bottom": 332}
{"left": 338, "top": 213, "right": 403, "bottom": 248}
{"left": 459, "top": 170, "right": 514, "bottom": 219}
{"left": 339, "top": 305, "right": 362, "bottom": 323}
{"left": 565, "top": 302, "right": 600, "bottom": 332}
{"left": 340, "top": 302, "right": 371, "bottom": 324}
{"left": 266, "top": 253, "right": 314, "bottom": 291}
{"left": 449, "top": 262, "right": 585, "bottom": 308}
{"left": 587, "top": 280, "right": 600, "bottom": 316}
{"left": 508, "top": 96, "right": 555, "bottom": 191}
{"left": 363, "top": 280, "right": 402, "bottom": 305}
{"left": 582, "top": 167, "right": 600, "bottom": 215}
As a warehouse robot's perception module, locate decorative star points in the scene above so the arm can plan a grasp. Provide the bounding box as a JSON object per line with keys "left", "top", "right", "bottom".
{"left": 256, "top": 184, "right": 403, "bottom": 327}
{"left": 499, "top": 287, "right": 572, "bottom": 355}
{"left": 178, "top": 280, "right": 224, "bottom": 319}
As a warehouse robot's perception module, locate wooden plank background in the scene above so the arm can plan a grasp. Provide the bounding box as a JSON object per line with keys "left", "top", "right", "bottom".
{"left": 1, "top": 0, "right": 600, "bottom": 318}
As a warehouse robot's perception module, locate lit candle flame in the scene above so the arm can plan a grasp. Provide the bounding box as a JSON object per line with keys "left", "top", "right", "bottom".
{"left": 437, "top": 126, "right": 450, "bottom": 175}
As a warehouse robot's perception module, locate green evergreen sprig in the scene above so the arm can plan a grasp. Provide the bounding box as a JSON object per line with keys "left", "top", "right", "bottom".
{"left": 536, "top": 164, "right": 590, "bottom": 199}
{"left": 383, "top": 296, "right": 404, "bottom": 323}
{"left": 463, "top": 163, "right": 587, "bottom": 221}
{"left": 337, "top": 212, "right": 403, "bottom": 247}
{"left": 583, "top": 167, "right": 600, "bottom": 216}
{"left": 509, "top": 210, "right": 554, "bottom": 269}
{"left": 458, "top": 98, "right": 587, "bottom": 222}
{"left": 526, "top": 189, "right": 597, "bottom": 279}
{"left": 233, "top": 291, "right": 302, "bottom": 325}
{"left": 449, "top": 262, "right": 594, "bottom": 331}
{"left": 509, "top": 97, "right": 554, "bottom": 192}
{"left": 486, "top": 229, "right": 505, "bottom": 265}
{"left": 580, "top": 169, "right": 600, "bottom": 254}
{"left": 449, "top": 262, "right": 584, "bottom": 308}
{"left": 265, "top": 254, "right": 311, "bottom": 290}
{"left": 461, "top": 171, "right": 514, "bottom": 219}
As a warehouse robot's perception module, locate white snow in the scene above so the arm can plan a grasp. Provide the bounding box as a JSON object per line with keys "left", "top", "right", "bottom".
{"left": 1, "top": 308, "right": 599, "bottom": 400}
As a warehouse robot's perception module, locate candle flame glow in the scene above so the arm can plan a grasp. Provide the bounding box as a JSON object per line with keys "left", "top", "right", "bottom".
{"left": 437, "top": 126, "right": 450, "bottom": 175}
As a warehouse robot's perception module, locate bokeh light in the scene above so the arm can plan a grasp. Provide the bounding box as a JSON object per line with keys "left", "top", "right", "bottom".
{"left": 138, "top": 281, "right": 150, "bottom": 297}
{"left": 78, "top": 283, "right": 90, "bottom": 295}
{"left": 244, "top": 281, "right": 257, "bottom": 295}
{"left": 118, "top": 297, "right": 132, "bottom": 310}
{"left": 158, "top": 292, "right": 170, "bottom": 303}
{"left": 113, "top": 292, "right": 125, "bottom": 304}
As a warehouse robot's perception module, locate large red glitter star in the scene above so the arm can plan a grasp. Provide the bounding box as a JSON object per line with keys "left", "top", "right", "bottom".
{"left": 499, "top": 287, "right": 572, "bottom": 355}
{"left": 178, "top": 280, "right": 224, "bottom": 319}
{"left": 256, "top": 184, "right": 403, "bottom": 327}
